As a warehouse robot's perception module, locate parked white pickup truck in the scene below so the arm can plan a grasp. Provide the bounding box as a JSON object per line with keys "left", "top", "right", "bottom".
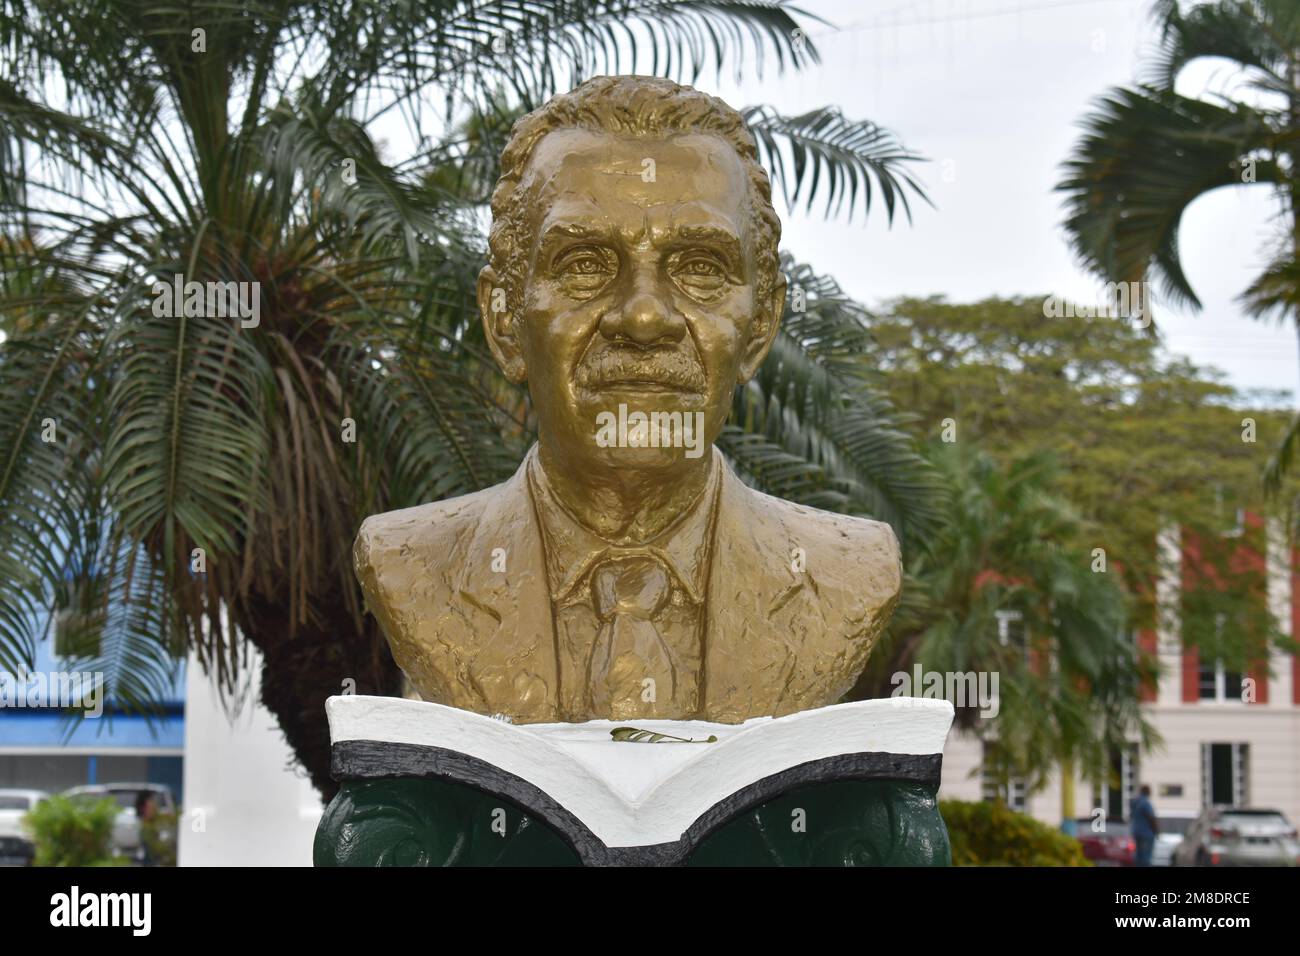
{"left": 0, "top": 789, "right": 49, "bottom": 865}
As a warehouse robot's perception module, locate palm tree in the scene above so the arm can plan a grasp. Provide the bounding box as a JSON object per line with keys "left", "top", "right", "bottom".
{"left": 1057, "top": 0, "right": 1300, "bottom": 485}
{"left": 854, "top": 448, "right": 1156, "bottom": 809}
{"left": 0, "top": 0, "right": 943, "bottom": 796}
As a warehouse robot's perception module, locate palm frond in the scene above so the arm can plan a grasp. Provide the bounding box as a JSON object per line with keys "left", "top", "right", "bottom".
{"left": 335, "top": 329, "right": 524, "bottom": 514}
{"left": 742, "top": 104, "right": 929, "bottom": 224}
{"left": 253, "top": 103, "right": 449, "bottom": 265}
{"left": 0, "top": 246, "right": 182, "bottom": 705}
{"left": 1263, "top": 409, "right": 1300, "bottom": 494}
{"left": 1240, "top": 248, "right": 1300, "bottom": 324}
{"left": 715, "top": 425, "right": 841, "bottom": 508}
{"left": 102, "top": 270, "right": 273, "bottom": 568}
{"left": 1146, "top": 0, "right": 1295, "bottom": 90}
{"left": 881, "top": 447, "right": 1149, "bottom": 782}
{"left": 729, "top": 254, "right": 946, "bottom": 552}
{"left": 0, "top": 294, "right": 95, "bottom": 673}
{"left": 305, "top": 0, "right": 817, "bottom": 124}
{"left": 1058, "top": 85, "right": 1282, "bottom": 310}
{"left": 53, "top": 531, "right": 184, "bottom": 730}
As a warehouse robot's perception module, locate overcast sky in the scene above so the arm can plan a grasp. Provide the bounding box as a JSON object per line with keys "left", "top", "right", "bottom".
{"left": 679, "top": 0, "right": 1298, "bottom": 406}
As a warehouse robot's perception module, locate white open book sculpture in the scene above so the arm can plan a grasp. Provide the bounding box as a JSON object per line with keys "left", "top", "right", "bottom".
{"left": 324, "top": 695, "right": 954, "bottom": 864}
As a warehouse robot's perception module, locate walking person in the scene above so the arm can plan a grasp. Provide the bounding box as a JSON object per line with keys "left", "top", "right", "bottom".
{"left": 1132, "top": 784, "right": 1159, "bottom": 866}
{"left": 134, "top": 792, "right": 157, "bottom": 866}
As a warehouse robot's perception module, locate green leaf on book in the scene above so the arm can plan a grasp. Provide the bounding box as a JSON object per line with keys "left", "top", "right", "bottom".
{"left": 610, "top": 727, "right": 718, "bottom": 744}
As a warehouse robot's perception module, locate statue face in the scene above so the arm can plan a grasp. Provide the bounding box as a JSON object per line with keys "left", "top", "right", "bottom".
{"left": 481, "top": 128, "right": 783, "bottom": 473}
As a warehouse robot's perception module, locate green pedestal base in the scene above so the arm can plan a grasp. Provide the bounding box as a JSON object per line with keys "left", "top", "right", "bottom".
{"left": 314, "top": 776, "right": 951, "bottom": 867}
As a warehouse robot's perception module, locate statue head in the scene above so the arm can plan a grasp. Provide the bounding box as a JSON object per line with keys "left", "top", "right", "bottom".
{"left": 477, "top": 75, "right": 786, "bottom": 474}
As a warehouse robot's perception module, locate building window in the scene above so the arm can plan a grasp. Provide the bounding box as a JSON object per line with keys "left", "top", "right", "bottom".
{"left": 1198, "top": 659, "right": 1244, "bottom": 703}
{"left": 1121, "top": 627, "right": 1140, "bottom": 673}
{"left": 1092, "top": 744, "right": 1140, "bottom": 820}
{"left": 1201, "top": 743, "right": 1249, "bottom": 807}
{"left": 980, "top": 742, "right": 1028, "bottom": 813}
{"left": 996, "top": 610, "right": 1028, "bottom": 664}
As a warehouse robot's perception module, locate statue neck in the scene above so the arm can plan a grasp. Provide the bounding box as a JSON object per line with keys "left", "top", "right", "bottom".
{"left": 533, "top": 443, "right": 715, "bottom": 545}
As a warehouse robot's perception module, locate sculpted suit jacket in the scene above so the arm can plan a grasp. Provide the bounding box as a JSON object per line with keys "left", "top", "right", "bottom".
{"left": 354, "top": 445, "right": 903, "bottom": 723}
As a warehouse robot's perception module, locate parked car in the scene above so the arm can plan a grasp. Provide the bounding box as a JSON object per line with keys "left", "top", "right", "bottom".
{"left": 63, "top": 783, "right": 177, "bottom": 860}
{"left": 0, "top": 789, "right": 49, "bottom": 866}
{"left": 1072, "top": 817, "right": 1135, "bottom": 866}
{"left": 1152, "top": 810, "right": 1198, "bottom": 867}
{"left": 1172, "top": 808, "right": 1300, "bottom": 867}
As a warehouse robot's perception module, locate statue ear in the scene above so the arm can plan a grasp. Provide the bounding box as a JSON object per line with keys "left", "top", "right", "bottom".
{"left": 478, "top": 265, "right": 527, "bottom": 383}
{"left": 737, "top": 269, "right": 786, "bottom": 383}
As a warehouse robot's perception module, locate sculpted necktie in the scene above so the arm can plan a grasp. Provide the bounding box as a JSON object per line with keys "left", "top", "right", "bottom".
{"left": 587, "top": 553, "right": 676, "bottom": 718}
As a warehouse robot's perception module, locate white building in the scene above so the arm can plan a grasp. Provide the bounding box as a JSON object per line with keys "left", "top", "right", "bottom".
{"left": 178, "top": 645, "right": 322, "bottom": 866}
{"left": 939, "top": 519, "right": 1300, "bottom": 827}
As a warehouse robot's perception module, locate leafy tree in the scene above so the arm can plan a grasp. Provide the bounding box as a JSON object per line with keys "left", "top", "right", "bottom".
{"left": 1056, "top": 0, "right": 1300, "bottom": 485}
{"left": 855, "top": 447, "right": 1156, "bottom": 798}
{"left": 868, "top": 294, "right": 1293, "bottom": 672}
{"left": 0, "top": 1, "right": 942, "bottom": 796}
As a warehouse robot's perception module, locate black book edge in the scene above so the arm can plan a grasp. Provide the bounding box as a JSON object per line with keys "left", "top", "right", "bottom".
{"left": 332, "top": 739, "right": 942, "bottom": 866}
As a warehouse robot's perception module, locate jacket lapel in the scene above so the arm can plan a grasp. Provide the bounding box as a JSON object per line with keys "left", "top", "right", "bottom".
{"left": 453, "top": 454, "right": 559, "bottom": 721}
{"left": 704, "top": 462, "right": 802, "bottom": 720}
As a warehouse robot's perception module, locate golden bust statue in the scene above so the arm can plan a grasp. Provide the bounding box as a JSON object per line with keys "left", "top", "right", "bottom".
{"left": 355, "top": 76, "right": 902, "bottom": 723}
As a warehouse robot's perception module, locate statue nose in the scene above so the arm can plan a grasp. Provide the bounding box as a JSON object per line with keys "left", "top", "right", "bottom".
{"left": 599, "top": 287, "right": 686, "bottom": 346}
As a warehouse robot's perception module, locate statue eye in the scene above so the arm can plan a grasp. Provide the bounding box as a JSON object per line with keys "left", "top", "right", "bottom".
{"left": 555, "top": 247, "right": 614, "bottom": 278}
{"left": 679, "top": 258, "right": 721, "bottom": 276}
{"left": 671, "top": 253, "right": 727, "bottom": 292}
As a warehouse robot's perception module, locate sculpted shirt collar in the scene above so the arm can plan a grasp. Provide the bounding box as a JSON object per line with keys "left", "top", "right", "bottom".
{"left": 526, "top": 445, "right": 722, "bottom": 608}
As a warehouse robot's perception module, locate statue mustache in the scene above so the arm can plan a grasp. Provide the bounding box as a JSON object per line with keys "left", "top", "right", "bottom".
{"left": 574, "top": 348, "right": 706, "bottom": 391}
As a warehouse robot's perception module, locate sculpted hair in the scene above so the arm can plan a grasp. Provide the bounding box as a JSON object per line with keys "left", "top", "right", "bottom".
{"left": 487, "top": 75, "right": 783, "bottom": 320}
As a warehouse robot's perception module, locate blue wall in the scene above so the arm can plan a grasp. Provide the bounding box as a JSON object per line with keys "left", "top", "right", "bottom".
{"left": 0, "top": 623, "right": 188, "bottom": 799}
{"left": 0, "top": 705, "right": 184, "bottom": 750}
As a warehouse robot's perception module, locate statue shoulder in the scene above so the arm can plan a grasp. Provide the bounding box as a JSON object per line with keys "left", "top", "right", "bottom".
{"left": 734, "top": 483, "right": 903, "bottom": 605}
{"left": 717, "top": 484, "right": 904, "bottom": 712}
{"left": 796, "top": 502, "right": 901, "bottom": 608}
{"left": 353, "top": 485, "right": 500, "bottom": 583}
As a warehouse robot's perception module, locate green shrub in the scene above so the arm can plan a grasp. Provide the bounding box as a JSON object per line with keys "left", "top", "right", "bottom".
{"left": 23, "top": 794, "right": 127, "bottom": 867}
{"left": 141, "top": 810, "right": 178, "bottom": 867}
{"left": 940, "top": 799, "right": 1090, "bottom": 867}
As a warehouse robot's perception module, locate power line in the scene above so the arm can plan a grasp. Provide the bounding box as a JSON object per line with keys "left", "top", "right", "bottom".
{"left": 818, "top": 0, "right": 1134, "bottom": 37}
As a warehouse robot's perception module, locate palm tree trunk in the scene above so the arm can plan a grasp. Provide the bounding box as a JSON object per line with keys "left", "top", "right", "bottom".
{"left": 1060, "top": 757, "right": 1076, "bottom": 823}
{"left": 1290, "top": 50, "right": 1300, "bottom": 375}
